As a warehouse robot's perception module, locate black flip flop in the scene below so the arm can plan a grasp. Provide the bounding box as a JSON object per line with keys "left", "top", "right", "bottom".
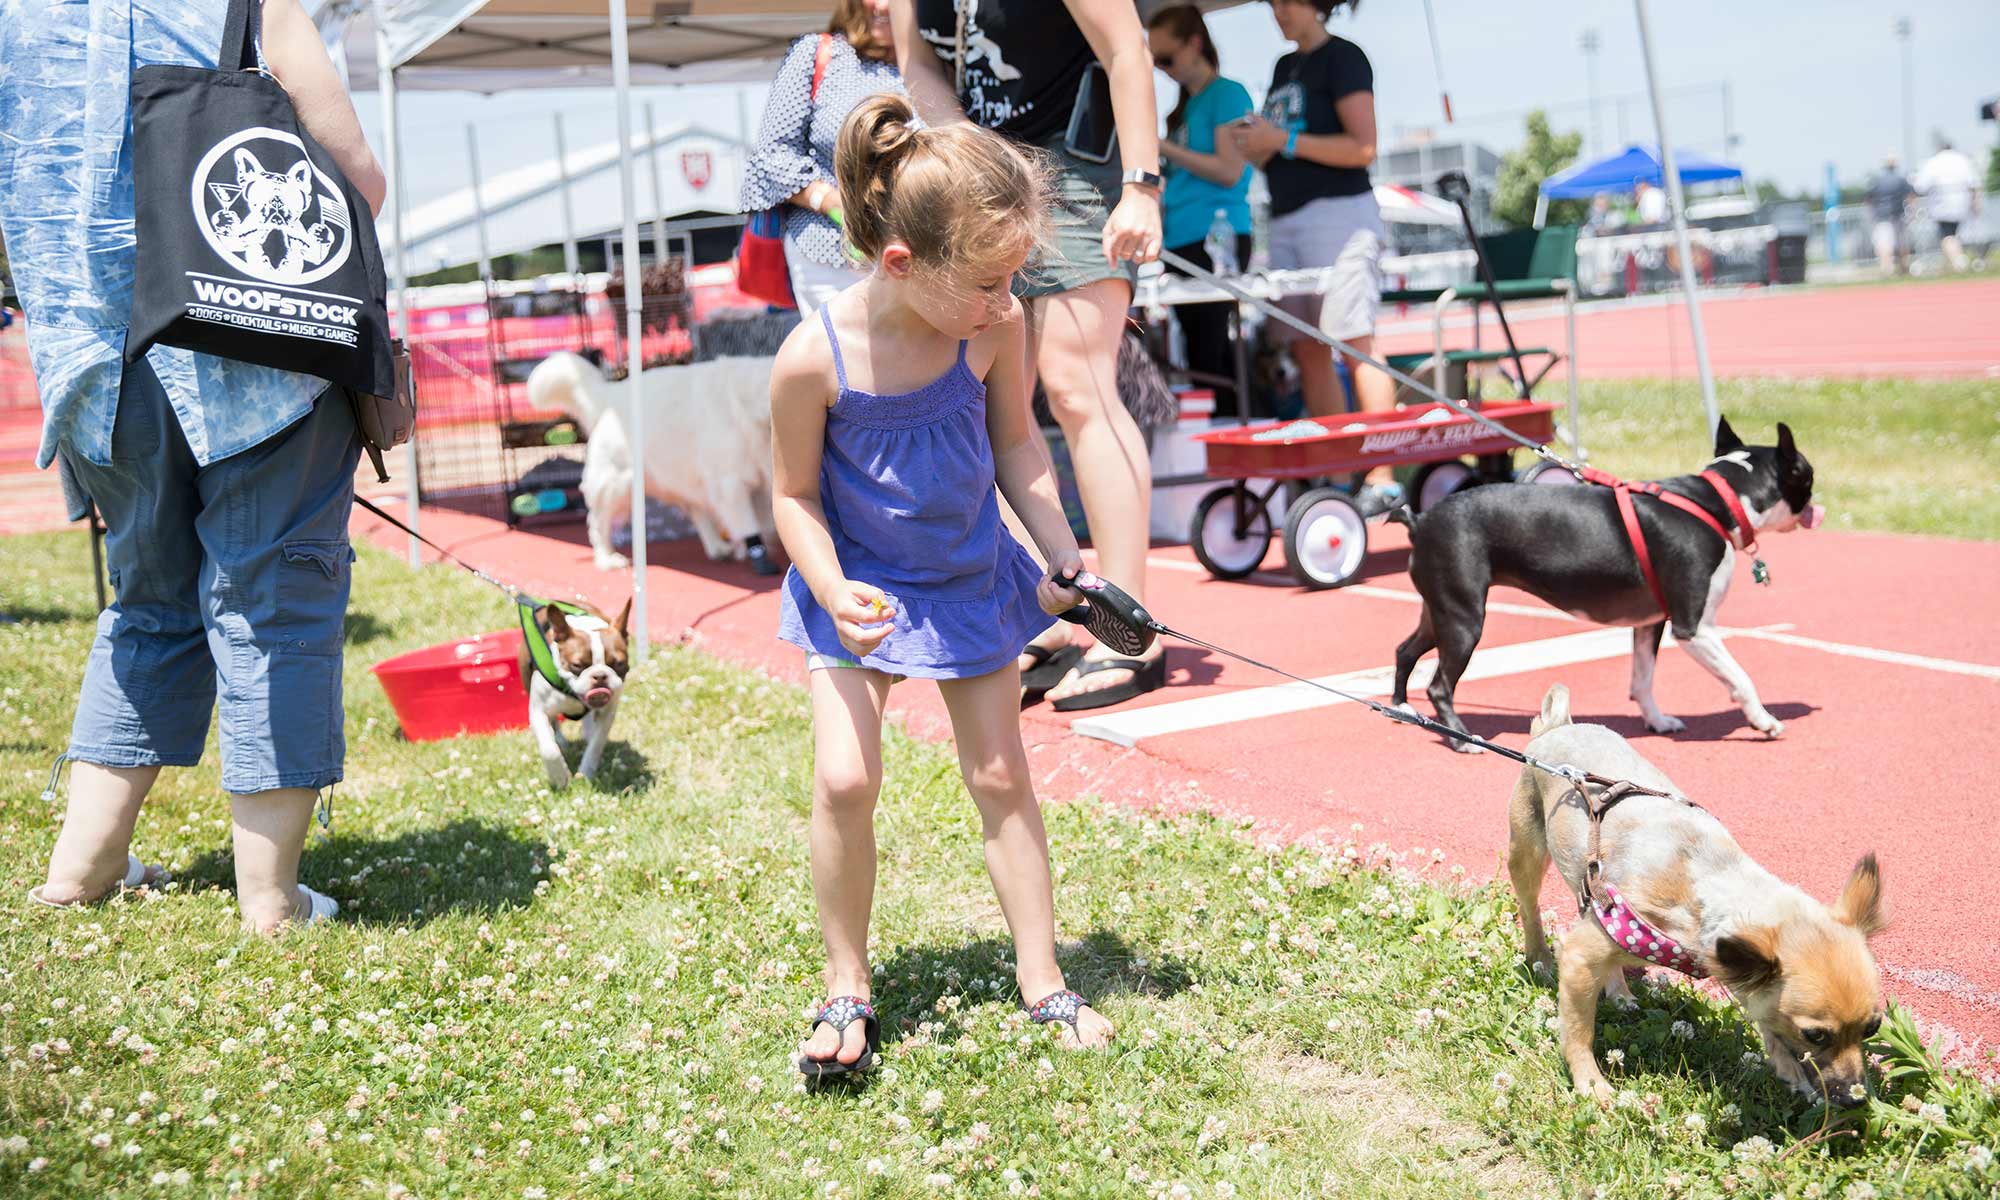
{"left": 1050, "top": 653, "right": 1167, "bottom": 712}
{"left": 796, "top": 995, "right": 879, "bottom": 1083}
{"left": 1020, "top": 643, "right": 1086, "bottom": 707}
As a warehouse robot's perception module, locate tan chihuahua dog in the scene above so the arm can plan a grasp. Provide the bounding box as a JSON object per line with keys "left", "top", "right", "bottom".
{"left": 1508, "top": 684, "right": 1886, "bottom": 1106}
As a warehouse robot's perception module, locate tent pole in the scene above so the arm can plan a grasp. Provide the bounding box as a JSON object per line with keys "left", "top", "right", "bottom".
{"left": 554, "top": 113, "right": 581, "bottom": 278}
{"left": 465, "top": 124, "right": 493, "bottom": 281}
{"left": 1634, "top": 0, "right": 1719, "bottom": 439}
{"left": 374, "top": 4, "right": 419, "bottom": 567}
{"left": 609, "top": 0, "right": 649, "bottom": 662}
{"left": 646, "top": 101, "right": 668, "bottom": 265}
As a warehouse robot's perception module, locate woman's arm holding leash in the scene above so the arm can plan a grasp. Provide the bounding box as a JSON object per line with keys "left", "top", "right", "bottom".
{"left": 888, "top": 0, "right": 968, "bottom": 127}
{"left": 984, "top": 309, "right": 1084, "bottom": 612}
{"left": 770, "top": 332, "right": 894, "bottom": 655}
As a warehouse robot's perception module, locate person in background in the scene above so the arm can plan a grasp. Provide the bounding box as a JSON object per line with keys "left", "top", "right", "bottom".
{"left": 891, "top": 0, "right": 1170, "bottom": 711}
{"left": 0, "top": 0, "right": 384, "bottom": 931}
{"left": 1913, "top": 135, "right": 1982, "bottom": 273}
{"left": 1147, "top": 5, "right": 1253, "bottom": 415}
{"left": 1228, "top": 0, "right": 1400, "bottom": 516}
{"left": 741, "top": 0, "right": 906, "bottom": 314}
{"left": 1584, "top": 191, "right": 1625, "bottom": 234}
{"left": 1634, "top": 178, "right": 1668, "bottom": 226}
{"left": 1868, "top": 154, "right": 1917, "bottom": 275}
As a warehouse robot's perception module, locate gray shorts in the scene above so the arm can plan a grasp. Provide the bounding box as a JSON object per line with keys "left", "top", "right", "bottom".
{"left": 1266, "top": 192, "right": 1384, "bottom": 344}
{"left": 1015, "top": 132, "right": 1138, "bottom": 301}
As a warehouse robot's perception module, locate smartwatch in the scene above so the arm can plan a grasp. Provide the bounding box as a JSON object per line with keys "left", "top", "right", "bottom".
{"left": 1120, "top": 167, "right": 1164, "bottom": 192}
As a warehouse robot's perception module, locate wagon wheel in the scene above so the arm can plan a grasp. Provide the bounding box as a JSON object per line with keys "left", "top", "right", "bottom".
{"left": 1282, "top": 488, "right": 1369, "bottom": 590}
{"left": 1190, "top": 485, "right": 1273, "bottom": 580}
{"left": 1411, "top": 459, "right": 1478, "bottom": 513}
{"left": 1519, "top": 460, "right": 1582, "bottom": 487}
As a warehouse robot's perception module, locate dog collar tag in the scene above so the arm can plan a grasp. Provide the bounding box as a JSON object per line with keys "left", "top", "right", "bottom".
{"left": 1751, "top": 558, "right": 1771, "bottom": 586}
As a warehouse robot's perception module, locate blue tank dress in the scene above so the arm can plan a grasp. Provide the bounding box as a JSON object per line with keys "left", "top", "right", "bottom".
{"left": 777, "top": 306, "right": 1054, "bottom": 680}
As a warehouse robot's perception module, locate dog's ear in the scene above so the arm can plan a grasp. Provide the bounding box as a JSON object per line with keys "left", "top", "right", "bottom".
{"left": 615, "top": 596, "right": 632, "bottom": 637}
{"left": 544, "top": 604, "right": 571, "bottom": 639}
{"left": 1832, "top": 853, "right": 1887, "bottom": 936}
{"left": 287, "top": 160, "right": 312, "bottom": 190}
{"left": 233, "top": 148, "right": 262, "bottom": 184}
{"left": 1712, "top": 926, "right": 1782, "bottom": 993}
{"left": 1713, "top": 414, "right": 1744, "bottom": 456}
{"left": 1775, "top": 422, "right": 1798, "bottom": 461}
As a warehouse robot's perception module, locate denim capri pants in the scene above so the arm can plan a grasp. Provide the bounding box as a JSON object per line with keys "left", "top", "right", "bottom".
{"left": 57, "top": 361, "right": 361, "bottom": 794}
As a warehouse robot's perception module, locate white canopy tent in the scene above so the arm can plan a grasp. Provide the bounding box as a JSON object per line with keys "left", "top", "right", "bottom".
{"left": 331, "top": 0, "right": 1716, "bottom": 655}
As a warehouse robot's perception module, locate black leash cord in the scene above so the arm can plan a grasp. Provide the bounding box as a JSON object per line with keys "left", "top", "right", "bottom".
{"left": 354, "top": 494, "right": 538, "bottom": 605}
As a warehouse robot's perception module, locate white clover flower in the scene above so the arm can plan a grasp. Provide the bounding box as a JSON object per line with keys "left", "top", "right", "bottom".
{"left": 1683, "top": 1113, "right": 1707, "bottom": 1135}
{"left": 1604, "top": 1049, "right": 1625, "bottom": 1067}
{"left": 1919, "top": 1102, "right": 1947, "bottom": 1125}
{"left": 865, "top": 1158, "right": 887, "bottom": 1176}
{"left": 89, "top": 1132, "right": 113, "bottom": 1149}
{"left": 122, "top": 1142, "right": 142, "bottom": 1157}
{"left": 1844, "top": 1183, "right": 1878, "bottom": 1200}
{"left": 1216, "top": 1183, "right": 1238, "bottom": 1199}
{"left": 1492, "top": 1071, "right": 1514, "bottom": 1092}
{"left": 920, "top": 1089, "right": 944, "bottom": 1113}
{"left": 1670, "top": 1020, "right": 1694, "bottom": 1040}
{"left": 1961, "top": 1145, "right": 1993, "bottom": 1173}
{"left": 1731, "top": 1136, "right": 1775, "bottom": 1163}
{"left": 924, "top": 1173, "right": 952, "bottom": 1188}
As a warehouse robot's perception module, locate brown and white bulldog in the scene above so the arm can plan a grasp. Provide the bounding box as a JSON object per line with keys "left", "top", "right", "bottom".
{"left": 519, "top": 598, "right": 631, "bottom": 788}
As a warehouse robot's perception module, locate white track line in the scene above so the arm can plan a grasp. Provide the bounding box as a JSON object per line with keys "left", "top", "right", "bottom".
{"left": 1071, "top": 624, "right": 1786, "bottom": 748}
{"left": 1147, "top": 554, "right": 2000, "bottom": 678}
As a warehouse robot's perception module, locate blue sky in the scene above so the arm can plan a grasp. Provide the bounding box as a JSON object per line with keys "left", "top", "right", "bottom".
{"left": 358, "top": 0, "right": 1999, "bottom": 215}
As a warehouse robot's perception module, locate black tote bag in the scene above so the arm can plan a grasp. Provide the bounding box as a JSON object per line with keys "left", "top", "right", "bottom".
{"left": 125, "top": 0, "right": 394, "bottom": 399}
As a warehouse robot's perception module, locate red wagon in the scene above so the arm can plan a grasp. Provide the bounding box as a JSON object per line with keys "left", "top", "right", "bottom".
{"left": 1189, "top": 400, "right": 1576, "bottom": 588}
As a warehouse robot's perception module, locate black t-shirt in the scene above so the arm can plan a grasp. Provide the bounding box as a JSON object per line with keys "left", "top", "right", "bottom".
{"left": 1261, "top": 35, "right": 1374, "bottom": 215}
{"left": 914, "top": 0, "right": 1095, "bottom": 143}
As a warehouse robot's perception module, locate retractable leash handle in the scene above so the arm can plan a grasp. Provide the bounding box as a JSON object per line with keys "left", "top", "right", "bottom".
{"left": 1054, "top": 569, "right": 1159, "bottom": 658}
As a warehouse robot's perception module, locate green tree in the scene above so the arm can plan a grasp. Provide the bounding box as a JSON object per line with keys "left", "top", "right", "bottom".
{"left": 1491, "top": 110, "right": 1586, "bottom": 229}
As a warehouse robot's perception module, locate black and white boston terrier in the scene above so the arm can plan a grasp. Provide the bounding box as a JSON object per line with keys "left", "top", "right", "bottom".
{"left": 1389, "top": 417, "right": 1823, "bottom": 749}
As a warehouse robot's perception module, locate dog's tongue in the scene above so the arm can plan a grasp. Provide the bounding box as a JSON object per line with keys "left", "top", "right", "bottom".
{"left": 1801, "top": 503, "right": 1825, "bottom": 530}
{"left": 584, "top": 687, "right": 614, "bottom": 709}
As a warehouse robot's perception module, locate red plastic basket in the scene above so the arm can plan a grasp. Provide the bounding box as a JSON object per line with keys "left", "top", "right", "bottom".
{"left": 371, "top": 629, "right": 528, "bottom": 743}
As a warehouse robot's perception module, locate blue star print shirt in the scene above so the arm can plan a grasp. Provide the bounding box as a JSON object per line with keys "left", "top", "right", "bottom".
{"left": 0, "top": 0, "right": 324, "bottom": 471}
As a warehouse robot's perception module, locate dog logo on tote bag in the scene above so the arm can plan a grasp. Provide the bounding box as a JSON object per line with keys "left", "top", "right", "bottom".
{"left": 193, "top": 127, "right": 353, "bottom": 286}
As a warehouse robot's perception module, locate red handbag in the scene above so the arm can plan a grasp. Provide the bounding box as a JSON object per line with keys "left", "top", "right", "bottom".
{"left": 734, "top": 33, "right": 835, "bottom": 309}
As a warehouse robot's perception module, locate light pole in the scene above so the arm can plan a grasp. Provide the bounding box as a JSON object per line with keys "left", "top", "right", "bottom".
{"left": 1895, "top": 17, "right": 1913, "bottom": 170}
{"left": 1577, "top": 28, "right": 1602, "bottom": 156}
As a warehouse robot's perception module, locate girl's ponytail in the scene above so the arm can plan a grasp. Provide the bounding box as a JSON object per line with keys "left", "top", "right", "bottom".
{"left": 835, "top": 93, "right": 921, "bottom": 262}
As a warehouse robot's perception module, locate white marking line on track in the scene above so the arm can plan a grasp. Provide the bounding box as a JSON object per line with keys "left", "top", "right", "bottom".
{"left": 1146, "top": 554, "right": 2000, "bottom": 678}
{"left": 1070, "top": 624, "right": 1788, "bottom": 748}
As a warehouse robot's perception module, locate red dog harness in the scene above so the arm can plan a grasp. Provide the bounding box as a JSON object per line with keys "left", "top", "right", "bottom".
{"left": 1579, "top": 467, "right": 1758, "bottom": 616}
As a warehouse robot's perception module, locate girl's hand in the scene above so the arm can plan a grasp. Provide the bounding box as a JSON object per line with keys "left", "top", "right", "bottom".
{"left": 1227, "top": 114, "right": 1286, "bottom": 166}
{"left": 1037, "top": 550, "right": 1088, "bottom": 616}
{"left": 828, "top": 581, "right": 895, "bottom": 659}
{"left": 1102, "top": 188, "right": 1162, "bottom": 267}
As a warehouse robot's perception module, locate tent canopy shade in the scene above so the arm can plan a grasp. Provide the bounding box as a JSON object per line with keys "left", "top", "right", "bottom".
{"left": 1539, "top": 143, "right": 1743, "bottom": 200}
{"left": 334, "top": 0, "right": 1258, "bottom": 91}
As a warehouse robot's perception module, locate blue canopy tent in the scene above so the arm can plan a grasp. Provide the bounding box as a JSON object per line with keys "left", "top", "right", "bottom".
{"left": 1534, "top": 144, "right": 1745, "bottom": 224}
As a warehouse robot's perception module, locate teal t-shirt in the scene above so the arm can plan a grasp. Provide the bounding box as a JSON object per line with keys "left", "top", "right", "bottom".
{"left": 1162, "top": 76, "right": 1255, "bottom": 250}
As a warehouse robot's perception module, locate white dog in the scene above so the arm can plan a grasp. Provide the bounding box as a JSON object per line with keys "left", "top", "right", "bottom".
{"left": 527, "top": 352, "right": 777, "bottom": 573}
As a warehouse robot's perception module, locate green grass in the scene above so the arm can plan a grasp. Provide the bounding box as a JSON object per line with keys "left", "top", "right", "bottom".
{"left": 3, "top": 531, "right": 1998, "bottom": 1199}
{"left": 1530, "top": 377, "right": 2000, "bottom": 541}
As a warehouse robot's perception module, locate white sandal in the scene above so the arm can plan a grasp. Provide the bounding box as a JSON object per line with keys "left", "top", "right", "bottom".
{"left": 28, "top": 854, "right": 169, "bottom": 908}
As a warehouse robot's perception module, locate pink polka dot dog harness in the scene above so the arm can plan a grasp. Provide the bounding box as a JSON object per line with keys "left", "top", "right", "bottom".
{"left": 1590, "top": 881, "right": 1707, "bottom": 978}
{"left": 1578, "top": 779, "right": 1710, "bottom": 978}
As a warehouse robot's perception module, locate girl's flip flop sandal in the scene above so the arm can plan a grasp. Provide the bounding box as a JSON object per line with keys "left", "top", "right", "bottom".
{"left": 796, "top": 995, "right": 880, "bottom": 1083}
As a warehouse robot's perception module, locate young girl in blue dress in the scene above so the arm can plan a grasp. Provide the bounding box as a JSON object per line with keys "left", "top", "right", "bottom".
{"left": 771, "top": 93, "right": 1116, "bottom": 1077}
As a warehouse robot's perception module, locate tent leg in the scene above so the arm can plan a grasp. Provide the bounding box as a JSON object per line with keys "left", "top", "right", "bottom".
{"left": 609, "top": 0, "right": 649, "bottom": 662}
{"left": 374, "top": 7, "right": 419, "bottom": 567}
{"left": 1633, "top": 0, "right": 1719, "bottom": 440}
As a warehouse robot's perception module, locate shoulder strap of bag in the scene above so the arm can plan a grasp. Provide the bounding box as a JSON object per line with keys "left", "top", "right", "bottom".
{"left": 810, "top": 31, "right": 833, "bottom": 100}
{"left": 219, "top": 0, "right": 262, "bottom": 72}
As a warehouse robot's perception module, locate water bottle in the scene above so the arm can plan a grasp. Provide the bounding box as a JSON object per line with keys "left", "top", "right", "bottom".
{"left": 1205, "top": 209, "right": 1238, "bottom": 277}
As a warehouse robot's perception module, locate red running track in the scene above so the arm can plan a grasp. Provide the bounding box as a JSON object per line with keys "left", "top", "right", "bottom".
{"left": 351, "top": 503, "right": 2000, "bottom": 1074}
{"left": 1379, "top": 276, "right": 2000, "bottom": 379}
